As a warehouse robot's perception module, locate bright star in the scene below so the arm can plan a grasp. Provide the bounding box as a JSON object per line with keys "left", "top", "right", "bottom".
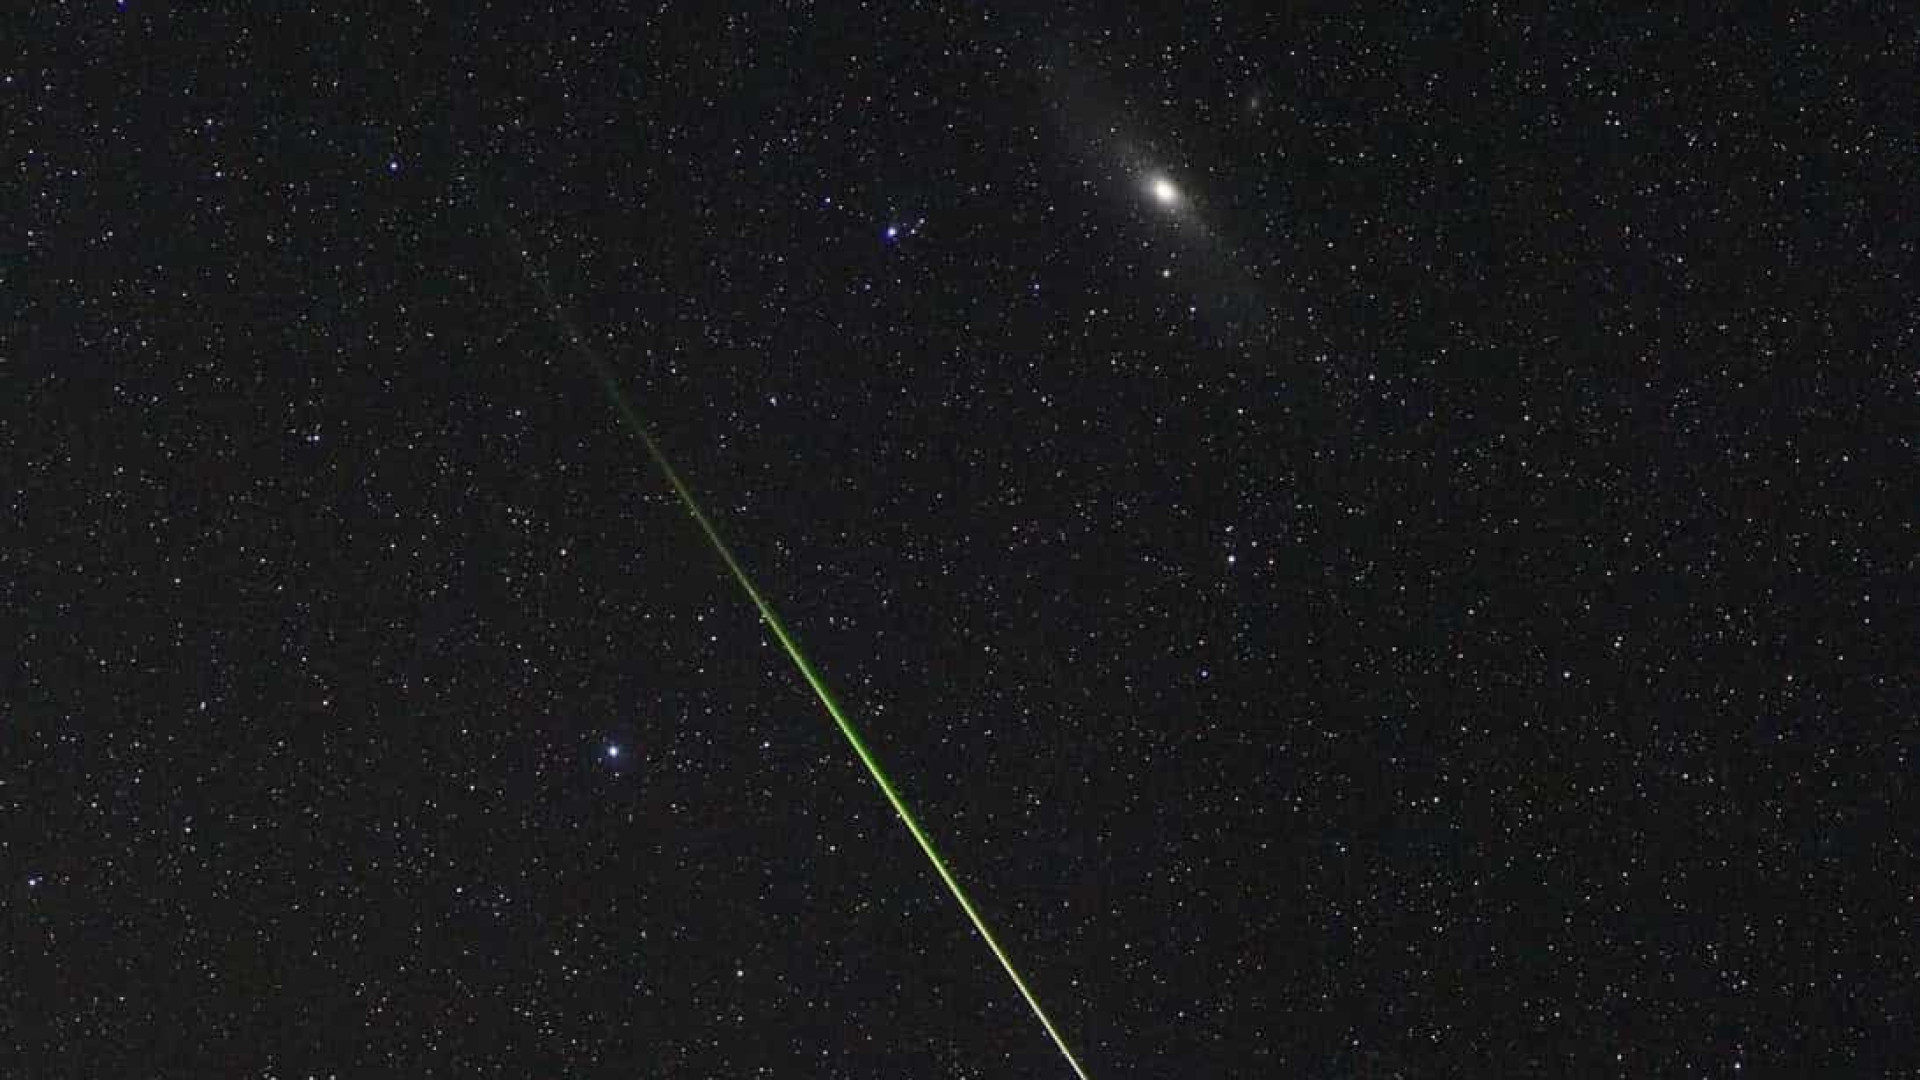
{"left": 606, "top": 744, "right": 621, "bottom": 760}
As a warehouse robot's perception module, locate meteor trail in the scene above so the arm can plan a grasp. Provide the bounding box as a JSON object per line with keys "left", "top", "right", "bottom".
{"left": 472, "top": 188, "right": 1093, "bottom": 1080}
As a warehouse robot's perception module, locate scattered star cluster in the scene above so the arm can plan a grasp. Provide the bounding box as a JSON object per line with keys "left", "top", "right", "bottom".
{"left": 6, "top": 4, "right": 1910, "bottom": 1077}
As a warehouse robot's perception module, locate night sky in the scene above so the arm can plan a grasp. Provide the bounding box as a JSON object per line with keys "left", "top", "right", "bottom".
{"left": 7, "top": 4, "right": 1914, "bottom": 1077}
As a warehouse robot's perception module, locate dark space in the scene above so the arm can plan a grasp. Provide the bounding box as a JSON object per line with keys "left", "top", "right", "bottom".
{"left": 6, "top": 5, "right": 1913, "bottom": 1076}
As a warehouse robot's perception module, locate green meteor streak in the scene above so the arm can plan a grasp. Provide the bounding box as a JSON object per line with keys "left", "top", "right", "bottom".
{"left": 480, "top": 195, "right": 1092, "bottom": 1080}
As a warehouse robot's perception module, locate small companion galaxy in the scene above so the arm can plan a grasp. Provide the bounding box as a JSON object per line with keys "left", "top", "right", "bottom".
{"left": 7, "top": 4, "right": 1910, "bottom": 1077}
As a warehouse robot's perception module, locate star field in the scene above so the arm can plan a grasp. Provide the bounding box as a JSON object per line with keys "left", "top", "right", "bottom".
{"left": 5, "top": 4, "right": 1913, "bottom": 1077}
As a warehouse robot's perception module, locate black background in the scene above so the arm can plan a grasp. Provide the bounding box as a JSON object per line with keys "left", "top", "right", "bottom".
{"left": 6, "top": 4, "right": 1913, "bottom": 1076}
